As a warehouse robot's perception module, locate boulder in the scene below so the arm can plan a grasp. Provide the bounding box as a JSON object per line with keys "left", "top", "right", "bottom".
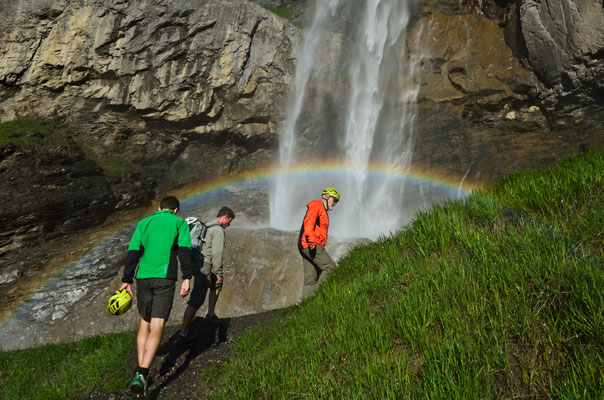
{"left": 0, "top": 226, "right": 365, "bottom": 350}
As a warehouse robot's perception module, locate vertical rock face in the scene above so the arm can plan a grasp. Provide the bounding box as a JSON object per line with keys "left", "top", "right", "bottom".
{"left": 420, "top": 0, "right": 604, "bottom": 119}
{"left": 409, "top": 0, "right": 603, "bottom": 183}
{"left": 513, "top": 0, "right": 604, "bottom": 87}
{"left": 0, "top": 0, "right": 300, "bottom": 188}
{"left": 509, "top": 0, "right": 604, "bottom": 120}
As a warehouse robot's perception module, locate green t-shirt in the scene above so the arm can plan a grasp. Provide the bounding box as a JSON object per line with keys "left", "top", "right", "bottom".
{"left": 127, "top": 210, "right": 192, "bottom": 279}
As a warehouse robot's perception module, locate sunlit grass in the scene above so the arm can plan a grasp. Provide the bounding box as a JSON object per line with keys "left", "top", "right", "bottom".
{"left": 211, "top": 150, "right": 603, "bottom": 399}
{"left": 264, "top": 6, "right": 294, "bottom": 20}
{"left": 0, "top": 331, "right": 137, "bottom": 400}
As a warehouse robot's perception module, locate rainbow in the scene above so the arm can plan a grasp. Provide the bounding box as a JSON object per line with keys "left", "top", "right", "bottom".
{"left": 0, "top": 161, "right": 481, "bottom": 324}
{"left": 175, "top": 160, "right": 481, "bottom": 205}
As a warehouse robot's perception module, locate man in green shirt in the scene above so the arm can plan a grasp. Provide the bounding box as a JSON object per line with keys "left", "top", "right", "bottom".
{"left": 119, "top": 196, "right": 192, "bottom": 397}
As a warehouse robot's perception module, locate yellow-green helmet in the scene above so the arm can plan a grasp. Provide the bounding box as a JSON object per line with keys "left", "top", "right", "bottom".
{"left": 107, "top": 289, "right": 132, "bottom": 316}
{"left": 322, "top": 187, "right": 340, "bottom": 201}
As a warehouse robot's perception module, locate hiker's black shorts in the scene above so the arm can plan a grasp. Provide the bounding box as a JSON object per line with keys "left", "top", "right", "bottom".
{"left": 136, "top": 278, "right": 176, "bottom": 320}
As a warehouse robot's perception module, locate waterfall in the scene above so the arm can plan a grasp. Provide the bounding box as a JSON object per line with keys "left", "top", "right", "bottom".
{"left": 270, "top": 0, "right": 459, "bottom": 240}
{"left": 269, "top": 0, "right": 342, "bottom": 228}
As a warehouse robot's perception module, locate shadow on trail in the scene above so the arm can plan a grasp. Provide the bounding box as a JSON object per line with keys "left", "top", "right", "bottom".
{"left": 147, "top": 317, "right": 231, "bottom": 400}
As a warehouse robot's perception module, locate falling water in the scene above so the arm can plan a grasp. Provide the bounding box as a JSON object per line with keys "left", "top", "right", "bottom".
{"left": 270, "top": 0, "right": 459, "bottom": 239}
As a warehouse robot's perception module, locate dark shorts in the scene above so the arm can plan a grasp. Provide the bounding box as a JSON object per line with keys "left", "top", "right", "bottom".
{"left": 136, "top": 278, "right": 176, "bottom": 320}
{"left": 188, "top": 249, "right": 219, "bottom": 310}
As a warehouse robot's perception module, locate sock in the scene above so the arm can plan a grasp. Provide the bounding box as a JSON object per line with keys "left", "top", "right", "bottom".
{"left": 137, "top": 367, "right": 150, "bottom": 380}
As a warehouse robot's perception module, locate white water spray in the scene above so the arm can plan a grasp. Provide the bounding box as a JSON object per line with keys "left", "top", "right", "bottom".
{"left": 270, "top": 0, "right": 462, "bottom": 239}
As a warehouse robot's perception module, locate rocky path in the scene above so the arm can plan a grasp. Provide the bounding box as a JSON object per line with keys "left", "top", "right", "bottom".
{"left": 85, "top": 310, "right": 279, "bottom": 400}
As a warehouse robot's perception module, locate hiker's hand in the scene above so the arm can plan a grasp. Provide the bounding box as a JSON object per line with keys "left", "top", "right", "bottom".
{"left": 180, "top": 279, "right": 190, "bottom": 298}
{"left": 216, "top": 276, "right": 223, "bottom": 285}
{"left": 119, "top": 282, "right": 133, "bottom": 297}
{"left": 309, "top": 244, "right": 316, "bottom": 250}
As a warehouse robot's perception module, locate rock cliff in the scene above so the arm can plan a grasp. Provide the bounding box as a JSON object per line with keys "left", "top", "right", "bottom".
{"left": 0, "top": 0, "right": 299, "bottom": 194}
{"left": 413, "top": 0, "right": 603, "bottom": 181}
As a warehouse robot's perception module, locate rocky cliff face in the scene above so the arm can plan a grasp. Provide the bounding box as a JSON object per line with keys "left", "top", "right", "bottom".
{"left": 412, "top": 0, "right": 603, "bottom": 181}
{"left": 0, "top": 0, "right": 299, "bottom": 192}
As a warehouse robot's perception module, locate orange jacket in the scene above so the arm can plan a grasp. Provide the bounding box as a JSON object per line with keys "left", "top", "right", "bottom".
{"left": 299, "top": 199, "right": 329, "bottom": 249}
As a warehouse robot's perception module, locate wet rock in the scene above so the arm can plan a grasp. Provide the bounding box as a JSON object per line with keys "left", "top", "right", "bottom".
{"left": 0, "top": 224, "right": 365, "bottom": 351}
{"left": 0, "top": 121, "right": 119, "bottom": 316}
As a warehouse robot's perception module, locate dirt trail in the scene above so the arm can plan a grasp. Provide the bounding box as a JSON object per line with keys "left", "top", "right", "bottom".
{"left": 85, "top": 310, "right": 279, "bottom": 400}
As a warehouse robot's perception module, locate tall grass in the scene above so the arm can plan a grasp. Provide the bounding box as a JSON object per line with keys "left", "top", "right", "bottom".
{"left": 212, "top": 150, "right": 603, "bottom": 399}
{"left": 0, "top": 332, "right": 137, "bottom": 399}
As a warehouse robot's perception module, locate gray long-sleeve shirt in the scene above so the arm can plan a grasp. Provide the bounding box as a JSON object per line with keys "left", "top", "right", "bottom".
{"left": 201, "top": 223, "right": 226, "bottom": 277}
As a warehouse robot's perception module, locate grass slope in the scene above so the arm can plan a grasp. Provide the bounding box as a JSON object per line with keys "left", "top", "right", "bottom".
{"left": 0, "top": 150, "right": 601, "bottom": 399}
{"left": 212, "top": 150, "right": 602, "bottom": 399}
{"left": 0, "top": 332, "right": 137, "bottom": 399}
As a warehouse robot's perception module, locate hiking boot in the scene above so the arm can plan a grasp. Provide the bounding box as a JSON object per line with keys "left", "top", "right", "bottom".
{"left": 130, "top": 372, "right": 148, "bottom": 397}
{"left": 205, "top": 313, "right": 219, "bottom": 322}
{"left": 177, "top": 332, "right": 197, "bottom": 343}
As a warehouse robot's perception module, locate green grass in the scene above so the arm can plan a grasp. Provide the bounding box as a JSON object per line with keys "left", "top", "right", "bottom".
{"left": 211, "top": 149, "right": 603, "bottom": 399}
{"left": 0, "top": 118, "right": 142, "bottom": 176}
{"left": 264, "top": 6, "right": 294, "bottom": 20}
{"left": 0, "top": 331, "right": 137, "bottom": 400}
{"left": 1, "top": 150, "right": 602, "bottom": 399}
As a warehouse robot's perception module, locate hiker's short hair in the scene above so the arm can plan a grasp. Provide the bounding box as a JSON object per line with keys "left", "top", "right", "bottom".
{"left": 160, "top": 196, "right": 180, "bottom": 211}
{"left": 217, "top": 206, "right": 235, "bottom": 219}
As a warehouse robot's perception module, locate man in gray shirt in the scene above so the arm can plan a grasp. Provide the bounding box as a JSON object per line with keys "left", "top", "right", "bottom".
{"left": 179, "top": 206, "right": 235, "bottom": 341}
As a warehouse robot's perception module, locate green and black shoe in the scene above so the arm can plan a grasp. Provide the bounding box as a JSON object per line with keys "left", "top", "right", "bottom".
{"left": 130, "top": 372, "right": 148, "bottom": 398}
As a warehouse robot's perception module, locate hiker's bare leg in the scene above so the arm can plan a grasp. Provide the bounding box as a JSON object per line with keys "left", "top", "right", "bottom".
{"left": 136, "top": 317, "right": 151, "bottom": 366}
{"left": 139, "top": 317, "right": 165, "bottom": 368}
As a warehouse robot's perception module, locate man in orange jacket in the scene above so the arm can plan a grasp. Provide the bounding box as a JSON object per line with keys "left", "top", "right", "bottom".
{"left": 298, "top": 187, "right": 340, "bottom": 298}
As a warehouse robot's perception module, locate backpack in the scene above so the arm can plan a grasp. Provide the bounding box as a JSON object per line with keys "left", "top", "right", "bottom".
{"left": 185, "top": 217, "right": 217, "bottom": 249}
